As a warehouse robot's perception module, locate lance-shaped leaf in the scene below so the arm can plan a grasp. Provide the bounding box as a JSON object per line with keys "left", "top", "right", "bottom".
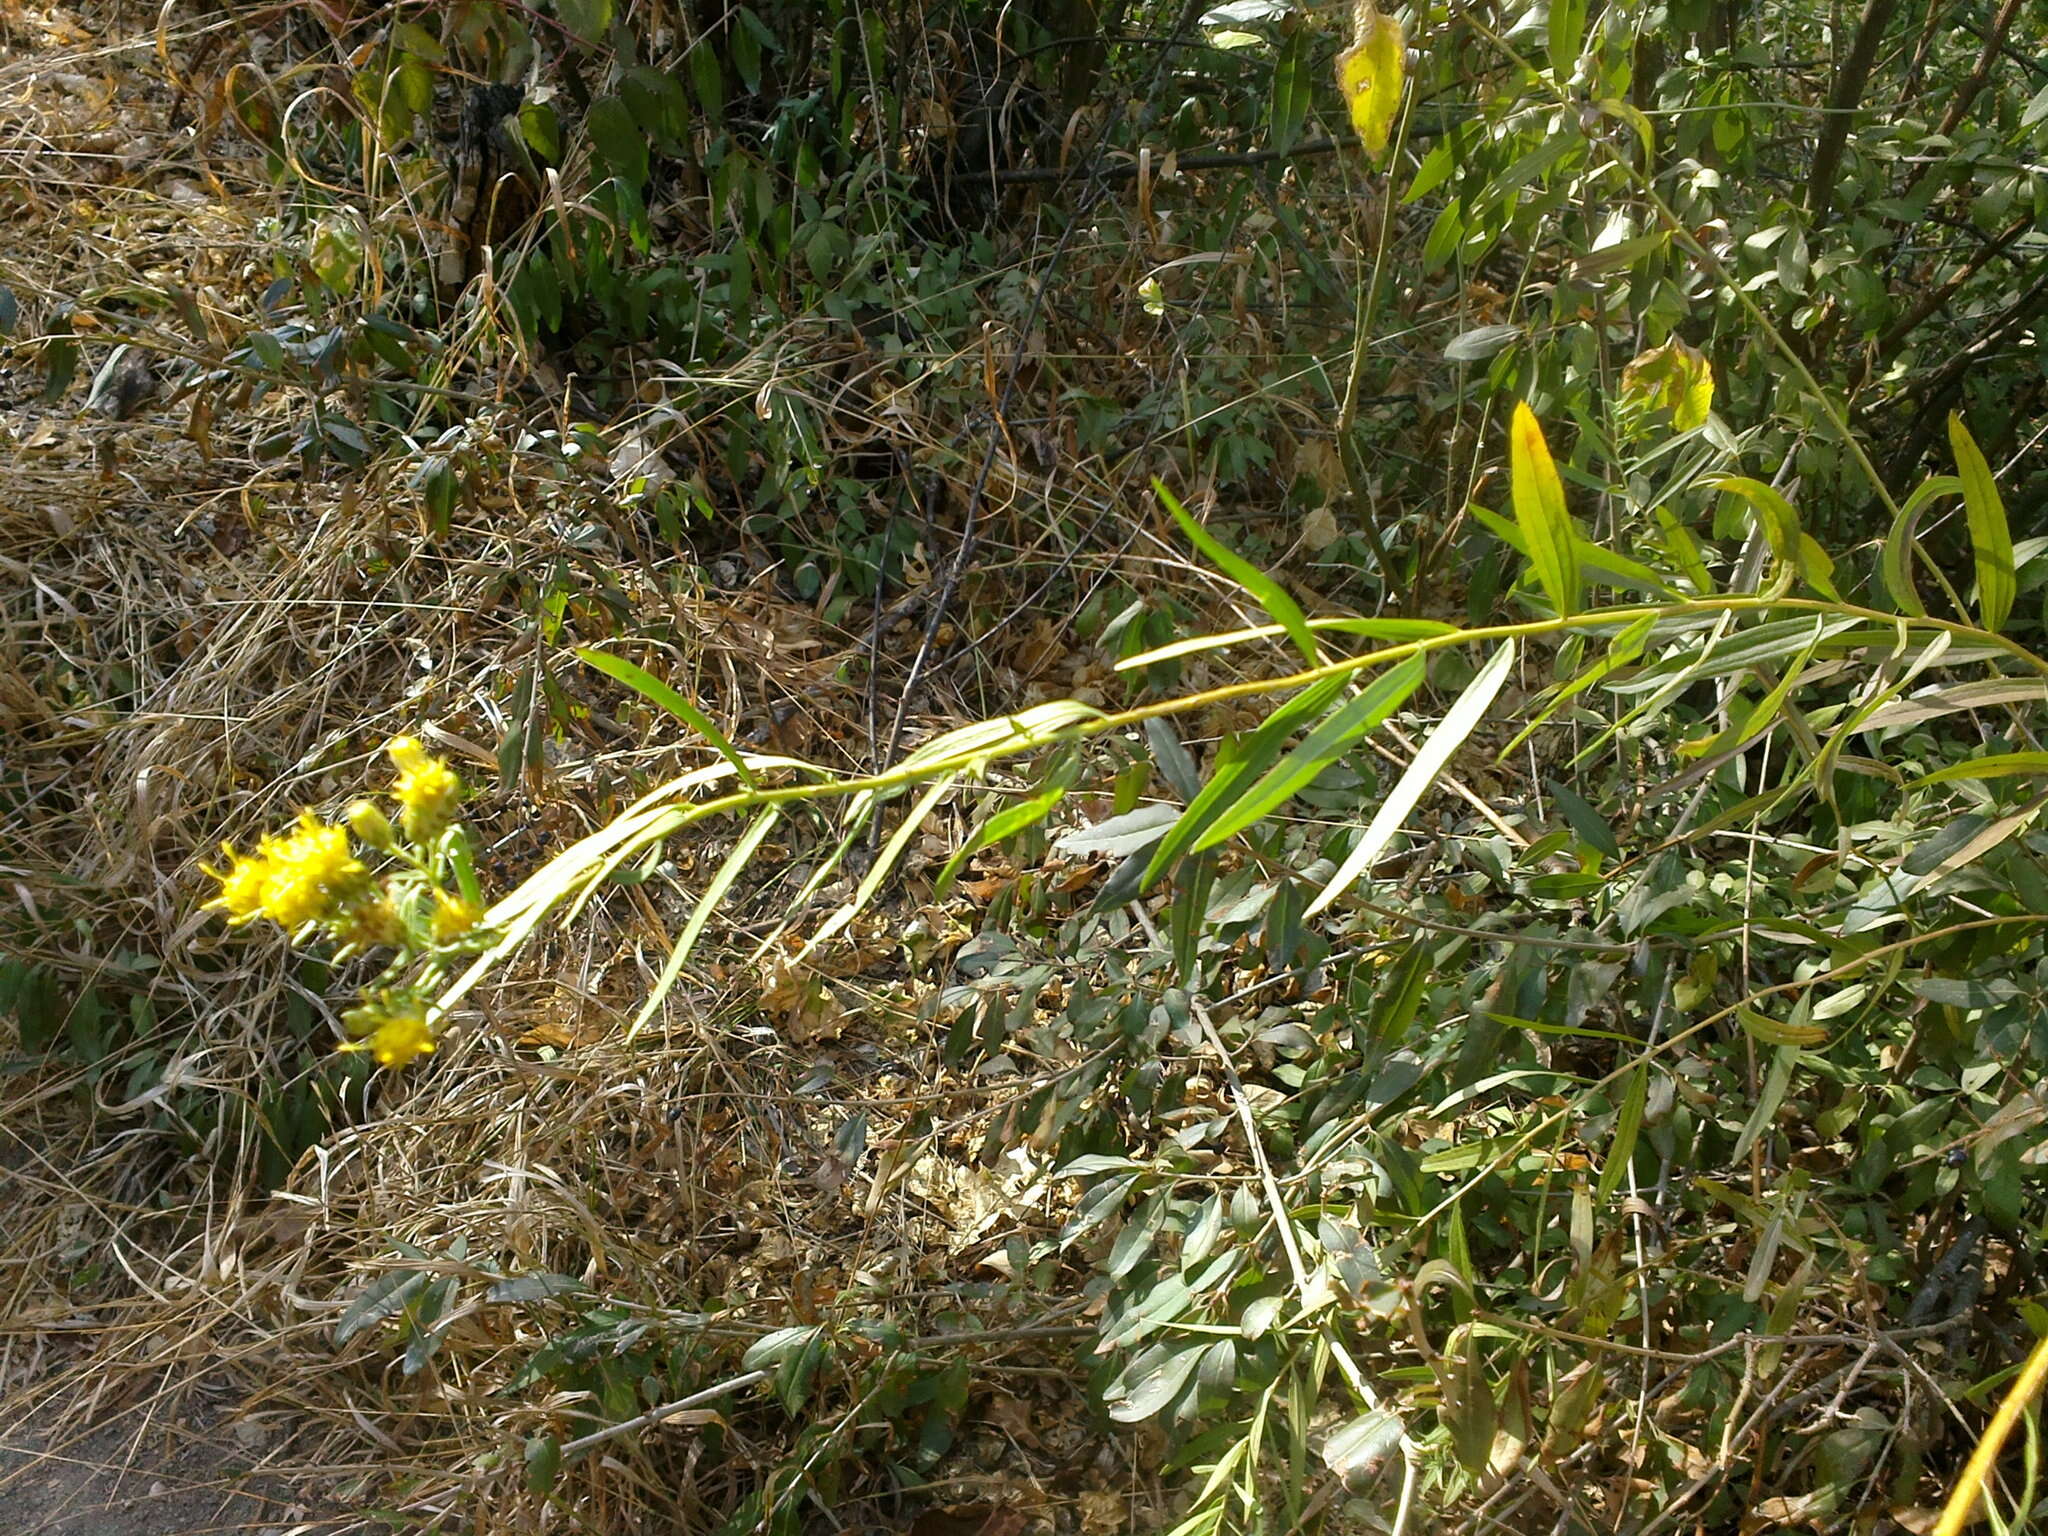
{"left": 1156, "top": 479, "right": 1319, "bottom": 666}
{"left": 1508, "top": 404, "right": 1581, "bottom": 616}
{"left": 626, "top": 807, "right": 782, "bottom": 1043}
{"left": 1308, "top": 641, "right": 1517, "bottom": 916}
{"left": 1880, "top": 475, "right": 1961, "bottom": 618}
{"left": 1192, "top": 655, "right": 1426, "bottom": 852}
{"left": 1336, "top": 0, "right": 1405, "bottom": 160}
{"left": 1949, "top": 413, "right": 2015, "bottom": 633}
{"left": 1912, "top": 751, "right": 2048, "bottom": 788}
{"left": 1712, "top": 477, "right": 1840, "bottom": 599}
{"left": 578, "top": 647, "right": 755, "bottom": 787}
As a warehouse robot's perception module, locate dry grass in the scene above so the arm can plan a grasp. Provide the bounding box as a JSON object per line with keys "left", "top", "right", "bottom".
{"left": 0, "top": 5, "right": 1268, "bottom": 1531}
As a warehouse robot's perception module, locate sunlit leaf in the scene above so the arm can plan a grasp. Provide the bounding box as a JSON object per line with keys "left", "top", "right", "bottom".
{"left": 1191, "top": 655, "right": 1425, "bottom": 851}
{"left": 1444, "top": 323, "right": 1520, "bottom": 362}
{"left": 1308, "top": 641, "right": 1517, "bottom": 915}
{"left": 1335, "top": 0, "right": 1405, "bottom": 160}
{"left": 1144, "top": 675, "right": 1352, "bottom": 887}
{"left": 1508, "top": 404, "right": 1580, "bottom": 616}
{"left": 576, "top": 647, "right": 754, "bottom": 787}
{"left": 1879, "top": 475, "right": 1960, "bottom": 618}
{"left": 1912, "top": 752, "right": 2048, "bottom": 787}
{"left": 1620, "top": 337, "right": 1714, "bottom": 431}
{"left": 1324, "top": 1409, "right": 1406, "bottom": 1484}
{"left": 625, "top": 807, "right": 781, "bottom": 1043}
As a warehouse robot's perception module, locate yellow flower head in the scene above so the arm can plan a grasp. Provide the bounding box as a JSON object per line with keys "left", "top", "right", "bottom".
{"left": 430, "top": 889, "right": 484, "bottom": 942}
{"left": 258, "top": 812, "right": 367, "bottom": 930}
{"left": 203, "top": 843, "right": 271, "bottom": 923}
{"left": 341, "top": 993, "right": 438, "bottom": 1069}
{"left": 387, "top": 735, "right": 463, "bottom": 841}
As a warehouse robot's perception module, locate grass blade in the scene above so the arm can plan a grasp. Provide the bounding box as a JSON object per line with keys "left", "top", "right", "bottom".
{"left": 800, "top": 775, "right": 958, "bottom": 961}
{"left": 935, "top": 777, "right": 1075, "bottom": 900}
{"left": 626, "top": 807, "right": 782, "bottom": 1043}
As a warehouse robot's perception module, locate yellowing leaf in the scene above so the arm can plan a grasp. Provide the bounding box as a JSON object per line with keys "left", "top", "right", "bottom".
{"left": 1336, "top": 0, "right": 1405, "bottom": 160}
{"left": 1621, "top": 338, "right": 1714, "bottom": 430}
{"left": 1509, "top": 403, "right": 1580, "bottom": 617}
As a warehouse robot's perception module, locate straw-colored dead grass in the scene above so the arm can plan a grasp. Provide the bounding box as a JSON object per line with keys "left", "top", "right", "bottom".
{"left": 0, "top": 5, "right": 1189, "bottom": 1532}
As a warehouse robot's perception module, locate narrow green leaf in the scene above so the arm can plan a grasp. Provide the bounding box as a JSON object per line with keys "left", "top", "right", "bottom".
{"left": 1116, "top": 615, "right": 1452, "bottom": 672}
{"left": 1308, "top": 641, "right": 1517, "bottom": 916}
{"left": 1731, "top": 1043, "right": 1798, "bottom": 1161}
{"left": 1474, "top": 506, "right": 1676, "bottom": 596}
{"left": 1595, "top": 1066, "right": 1648, "bottom": 1203}
{"left": 1712, "top": 477, "right": 1834, "bottom": 595}
{"left": 577, "top": 647, "right": 754, "bottom": 788}
{"left": 1796, "top": 532, "right": 1842, "bottom": 602}
{"left": 1912, "top": 752, "right": 2048, "bottom": 787}
{"left": 1500, "top": 614, "right": 1653, "bottom": 758}
{"left": 1192, "top": 656, "right": 1425, "bottom": 852}
{"left": 1880, "top": 475, "right": 1961, "bottom": 618}
{"left": 1156, "top": 479, "right": 1319, "bottom": 666}
{"left": 1440, "top": 1325, "right": 1496, "bottom": 1475}
{"left": 1653, "top": 507, "right": 1715, "bottom": 594}
{"left": 1674, "top": 618, "right": 1825, "bottom": 762}
{"left": 1547, "top": 0, "right": 1587, "bottom": 85}
{"left": 743, "top": 1324, "right": 822, "bottom": 1372}
{"left": 1756, "top": 1253, "right": 1815, "bottom": 1380}
{"left": 1268, "top": 28, "right": 1309, "bottom": 157}
{"left": 335, "top": 1268, "right": 428, "bottom": 1345}
{"left": 935, "top": 781, "right": 1072, "bottom": 900}
{"left": 1371, "top": 942, "right": 1433, "bottom": 1046}
{"left": 1143, "top": 675, "right": 1351, "bottom": 887}
{"left": 1108, "top": 1187, "right": 1172, "bottom": 1280}
{"left": 1545, "top": 777, "right": 1621, "bottom": 860}
{"left": 1950, "top": 413, "right": 2015, "bottom": 633}
{"left": 1508, "top": 404, "right": 1580, "bottom": 616}
{"left": 801, "top": 776, "right": 957, "bottom": 961}
{"left": 1107, "top": 1342, "right": 1207, "bottom": 1423}
{"left": 1323, "top": 1410, "right": 1406, "bottom": 1484}
{"left": 1144, "top": 719, "right": 1203, "bottom": 801}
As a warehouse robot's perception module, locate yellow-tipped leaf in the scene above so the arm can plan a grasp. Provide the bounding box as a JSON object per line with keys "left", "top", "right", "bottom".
{"left": 1509, "top": 402, "right": 1581, "bottom": 617}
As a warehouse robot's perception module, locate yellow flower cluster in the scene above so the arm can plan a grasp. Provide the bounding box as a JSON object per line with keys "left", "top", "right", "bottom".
{"left": 388, "top": 736, "right": 463, "bottom": 840}
{"left": 203, "top": 734, "right": 483, "bottom": 1071}
{"left": 205, "top": 812, "right": 369, "bottom": 931}
{"left": 341, "top": 992, "right": 437, "bottom": 1068}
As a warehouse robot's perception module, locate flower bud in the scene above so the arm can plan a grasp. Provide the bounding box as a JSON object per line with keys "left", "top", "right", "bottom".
{"left": 347, "top": 800, "right": 398, "bottom": 852}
